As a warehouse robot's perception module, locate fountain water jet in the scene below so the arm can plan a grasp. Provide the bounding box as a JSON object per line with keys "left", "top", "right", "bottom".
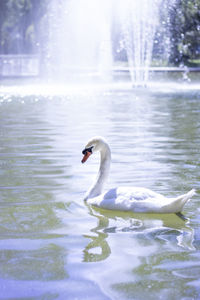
{"left": 47, "top": 0, "right": 113, "bottom": 81}
{"left": 46, "top": 0, "right": 174, "bottom": 86}
{"left": 117, "top": 0, "right": 163, "bottom": 86}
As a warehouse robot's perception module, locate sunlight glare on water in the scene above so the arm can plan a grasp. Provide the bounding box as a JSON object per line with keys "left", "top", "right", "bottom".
{"left": 0, "top": 81, "right": 200, "bottom": 299}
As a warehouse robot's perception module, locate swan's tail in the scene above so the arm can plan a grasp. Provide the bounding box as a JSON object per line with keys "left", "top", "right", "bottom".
{"left": 164, "top": 189, "right": 196, "bottom": 213}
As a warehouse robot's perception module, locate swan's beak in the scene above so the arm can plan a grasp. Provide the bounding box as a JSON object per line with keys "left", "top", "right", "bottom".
{"left": 81, "top": 146, "right": 93, "bottom": 163}
{"left": 81, "top": 151, "right": 92, "bottom": 163}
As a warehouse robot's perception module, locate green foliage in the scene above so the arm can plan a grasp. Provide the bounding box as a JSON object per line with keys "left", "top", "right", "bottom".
{"left": 0, "top": 0, "right": 199, "bottom": 66}
{"left": 169, "top": 0, "right": 200, "bottom": 65}
{"left": 0, "top": 0, "right": 47, "bottom": 54}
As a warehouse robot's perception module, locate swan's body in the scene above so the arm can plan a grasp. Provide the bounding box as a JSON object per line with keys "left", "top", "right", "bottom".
{"left": 81, "top": 136, "right": 195, "bottom": 213}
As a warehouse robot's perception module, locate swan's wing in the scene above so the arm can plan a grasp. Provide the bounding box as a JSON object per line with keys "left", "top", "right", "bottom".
{"left": 116, "top": 187, "right": 163, "bottom": 201}
{"left": 88, "top": 187, "right": 166, "bottom": 212}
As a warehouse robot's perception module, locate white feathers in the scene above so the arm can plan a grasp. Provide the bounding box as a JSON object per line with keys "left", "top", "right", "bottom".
{"left": 82, "top": 137, "right": 195, "bottom": 213}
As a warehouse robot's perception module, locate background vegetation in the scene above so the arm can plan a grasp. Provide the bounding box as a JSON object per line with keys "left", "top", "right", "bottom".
{"left": 0, "top": 0, "right": 200, "bottom": 66}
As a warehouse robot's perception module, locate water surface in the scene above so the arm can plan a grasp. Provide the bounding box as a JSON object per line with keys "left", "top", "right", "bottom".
{"left": 0, "top": 81, "right": 200, "bottom": 299}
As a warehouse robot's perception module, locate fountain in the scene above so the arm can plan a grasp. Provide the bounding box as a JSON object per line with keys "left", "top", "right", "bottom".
{"left": 117, "top": 0, "right": 163, "bottom": 85}
{"left": 47, "top": 0, "right": 113, "bottom": 81}
{"left": 46, "top": 0, "right": 174, "bottom": 86}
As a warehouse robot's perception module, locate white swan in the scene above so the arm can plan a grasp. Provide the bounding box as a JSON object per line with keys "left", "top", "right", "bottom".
{"left": 81, "top": 136, "right": 195, "bottom": 213}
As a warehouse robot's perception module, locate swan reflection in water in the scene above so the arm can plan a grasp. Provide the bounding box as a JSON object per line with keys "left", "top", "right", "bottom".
{"left": 83, "top": 203, "right": 111, "bottom": 262}
{"left": 83, "top": 204, "right": 195, "bottom": 263}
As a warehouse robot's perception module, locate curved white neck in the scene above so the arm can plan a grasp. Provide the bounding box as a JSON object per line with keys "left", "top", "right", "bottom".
{"left": 84, "top": 143, "right": 111, "bottom": 200}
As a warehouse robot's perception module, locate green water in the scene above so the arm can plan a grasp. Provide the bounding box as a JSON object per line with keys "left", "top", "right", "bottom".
{"left": 0, "top": 82, "right": 200, "bottom": 299}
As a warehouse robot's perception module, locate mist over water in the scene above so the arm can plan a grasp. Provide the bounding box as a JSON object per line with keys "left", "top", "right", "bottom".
{"left": 47, "top": 0, "right": 175, "bottom": 85}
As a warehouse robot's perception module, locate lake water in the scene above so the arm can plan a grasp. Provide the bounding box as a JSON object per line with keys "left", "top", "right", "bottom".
{"left": 0, "top": 79, "right": 200, "bottom": 299}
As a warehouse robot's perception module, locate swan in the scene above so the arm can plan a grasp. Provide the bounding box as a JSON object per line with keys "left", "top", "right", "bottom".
{"left": 81, "top": 136, "right": 195, "bottom": 213}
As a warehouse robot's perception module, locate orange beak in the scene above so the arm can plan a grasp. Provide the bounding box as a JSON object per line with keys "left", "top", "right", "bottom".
{"left": 81, "top": 151, "right": 92, "bottom": 163}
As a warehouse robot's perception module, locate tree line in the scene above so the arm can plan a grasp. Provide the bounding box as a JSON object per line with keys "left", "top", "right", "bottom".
{"left": 0, "top": 0, "right": 47, "bottom": 55}
{"left": 0, "top": 0, "right": 199, "bottom": 66}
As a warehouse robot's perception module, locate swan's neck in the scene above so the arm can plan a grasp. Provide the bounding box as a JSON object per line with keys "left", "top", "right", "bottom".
{"left": 84, "top": 143, "right": 111, "bottom": 200}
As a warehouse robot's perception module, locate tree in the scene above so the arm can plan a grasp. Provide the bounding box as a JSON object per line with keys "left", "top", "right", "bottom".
{"left": 0, "top": 0, "right": 9, "bottom": 54}
{"left": 169, "top": 0, "right": 200, "bottom": 65}
{"left": 0, "top": 0, "right": 48, "bottom": 54}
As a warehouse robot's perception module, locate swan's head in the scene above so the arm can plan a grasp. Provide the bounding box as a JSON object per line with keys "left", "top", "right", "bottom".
{"left": 81, "top": 136, "right": 108, "bottom": 163}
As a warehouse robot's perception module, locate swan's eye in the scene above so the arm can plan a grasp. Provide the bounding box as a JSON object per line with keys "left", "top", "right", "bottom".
{"left": 82, "top": 146, "right": 93, "bottom": 155}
